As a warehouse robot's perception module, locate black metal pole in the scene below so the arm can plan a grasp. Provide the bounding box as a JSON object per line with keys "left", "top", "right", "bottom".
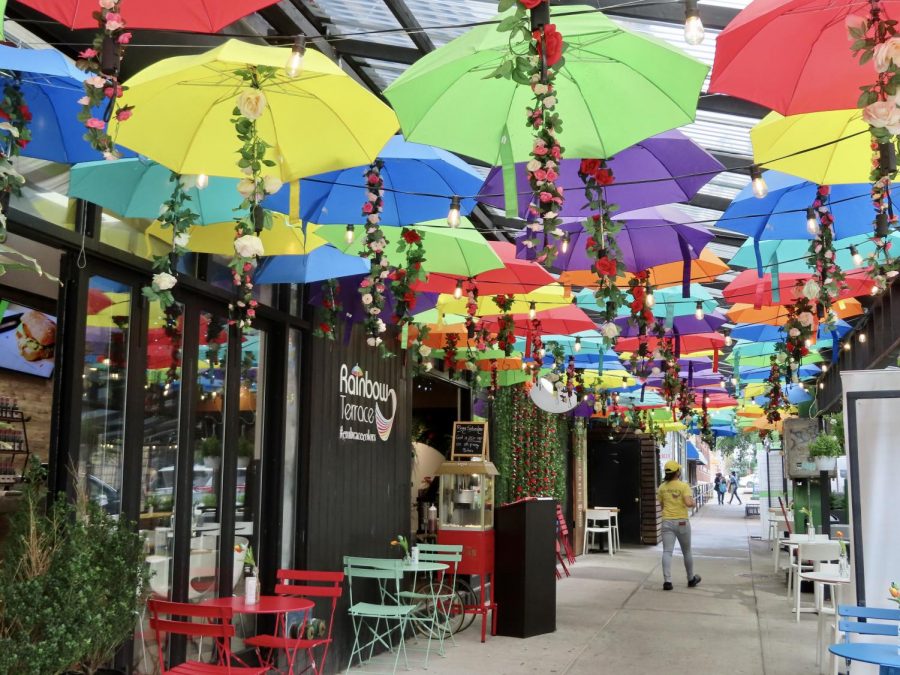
{"left": 819, "top": 470, "right": 831, "bottom": 538}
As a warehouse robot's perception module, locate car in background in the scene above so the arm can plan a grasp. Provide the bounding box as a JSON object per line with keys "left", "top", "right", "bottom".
{"left": 148, "top": 465, "right": 246, "bottom": 508}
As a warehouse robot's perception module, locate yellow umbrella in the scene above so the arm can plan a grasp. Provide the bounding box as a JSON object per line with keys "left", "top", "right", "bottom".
{"left": 751, "top": 110, "right": 869, "bottom": 185}
{"left": 581, "top": 370, "right": 636, "bottom": 389}
{"left": 436, "top": 283, "right": 572, "bottom": 316}
{"left": 117, "top": 39, "right": 398, "bottom": 181}
{"left": 145, "top": 214, "right": 325, "bottom": 256}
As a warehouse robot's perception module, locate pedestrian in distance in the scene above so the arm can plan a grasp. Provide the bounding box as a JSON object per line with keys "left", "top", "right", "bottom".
{"left": 713, "top": 473, "right": 724, "bottom": 504}
{"left": 728, "top": 470, "right": 742, "bottom": 505}
{"left": 717, "top": 474, "right": 727, "bottom": 504}
{"left": 658, "top": 460, "right": 702, "bottom": 591}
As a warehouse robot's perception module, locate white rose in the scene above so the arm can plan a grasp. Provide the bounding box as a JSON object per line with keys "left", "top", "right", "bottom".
{"left": 863, "top": 100, "right": 900, "bottom": 134}
{"left": 526, "top": 159, "right": 541, "bottom": 172}
{"left": 370, "top": 307, "right": 381, "bottom": 316}
{"left": 788, "top": 328, "right": 800, "bottom": 337}
{"left": 174, "top": 232, "right": 191, "bottom": 248}
{"left": 377, "top": 319, "right": 386, "bottom": 333}
{"left": 542, "top": 96, "right": 557, "bottom": 108}
{"left": 798, "top": 312, "right": 815, "bottom": 327}
{"left": 234, "top": 234, "right": 264, "bottom": 258}
{"left": 874, "top": 37, "right": 900, "bottom": 72}
{"left": 236, "top": 89, "right": 267, "bottom": 120}
{"left": 99, "top": 0, "right": 116, "bottom": 8}
{"left": 361, "top": 293, "right": 373, "bottom": 305}
{"left": 532, "top": 83, "right": 549, "bottom": 95}
{"left": 418, "top": 345, "right": 432, "bottom": 357}
{"left": 802, "top": 279, "right": 820, "bottom": 299}
{"left": 237, "top": 178, "right": 256, "bottom": 199}
{"left": 152, "top": 272, "right": 177, "bottom": 291}
{"left": 651, "top": 366, "right": 661, "bottom": 376}
{"left": 263, "top": 175, "right": 282, "bottom": 195}
{"left": 367, "top": 337, "right": 379, "bottom": 347}
{"left": 0, "top": 122, "right": 19, "bottom": 138}
{"left": 424, "top": 362, "right": 433, "bottom": 372}
{"left": 601, "top": 323, "right": 619, "bottom": 339}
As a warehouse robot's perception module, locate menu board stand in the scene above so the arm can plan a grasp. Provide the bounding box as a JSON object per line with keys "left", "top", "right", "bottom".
{"left": 451, "top": 421, "right": 488, "bottom": 461}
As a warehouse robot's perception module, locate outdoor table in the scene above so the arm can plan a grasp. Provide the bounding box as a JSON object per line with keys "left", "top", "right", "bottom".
{"left": 829, "top": 643, "right": 900, "bottom": 670}
{"left": 801, "top": 569, "right": 852, "bottom": 669}
{"left": 400, "top": 561, "right": 450, "bottom": 664}
{"left": 201, "top": 595, "right": 314, "bottom": 672}
{"left": 774, "top": 533, "right": 830, "bottom": 574}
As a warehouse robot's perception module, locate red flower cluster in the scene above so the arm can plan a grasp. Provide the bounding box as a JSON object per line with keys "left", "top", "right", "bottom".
{"left": 579, "top": 158, "right": 613, "bottom": 185}
{"left": 533, "top": 24, "right": 563, "bottom": 68}
{"left": 595, "top": 256, "right": 617, "bottom": 276}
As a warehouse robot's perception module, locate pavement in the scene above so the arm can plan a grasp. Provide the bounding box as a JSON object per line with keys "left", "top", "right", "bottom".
{"left": 355, "top": 502, "right": 825, "bottom": 674}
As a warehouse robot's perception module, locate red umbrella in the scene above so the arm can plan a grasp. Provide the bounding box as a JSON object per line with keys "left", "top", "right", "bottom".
{"left": 722, "top": 269, "right": 876, "bottom": 306}
{"left": 87, "top": 288, "right": 114, "bottom": 315}
{"left": 615, "top": 333, "right": 726, "bottom": 354}
{"left": 710, "top": 0, "right": 900, "bottom": 115}
{"left": 482, "top": 305, "right": 595, "bottom": 337}
{"left": 17, "top": 0, "right": 280, "bottom": 31}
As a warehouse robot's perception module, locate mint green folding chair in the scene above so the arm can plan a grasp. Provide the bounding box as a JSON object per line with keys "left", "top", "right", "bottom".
{"left": 400, "top": 543, "right": 463, "bottom": 658}
{"left": 344, "top": 556, "right": 416, "bottom": 674}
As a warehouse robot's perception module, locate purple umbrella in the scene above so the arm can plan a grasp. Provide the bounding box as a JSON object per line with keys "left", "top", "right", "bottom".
{"left": 613, "top": 311, "right": 728, "bottom": 338}
{"left": 515, "top": 206, "right": 714, "bottom": 273}
{"left": 309, "top": 274, "right": 438, "bottom": 324}
{"left": 479, "top": 130, "right": 724, "bottom": 219}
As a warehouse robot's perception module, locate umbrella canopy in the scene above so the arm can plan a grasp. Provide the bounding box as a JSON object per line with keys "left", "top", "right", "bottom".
{"left": 728, "top": 341, "right": 831, "bottom": 360}
{"left": 726, "top": 351, "right": 825, "bottom": 367}
{"left": 709, "top": 0, "right": 899, "bottom": 115}
{"left": 723, "top": 269, "right": 875, "bottom": 306}
{"left": 437, "top": 283, "right": 571, "bottom": 317}
{"left": 726, "top": 299, "right": 863, "bottom": 324}
{"left": 69, "top": 159, "right": 243, "bottom": 223}
{"left": 615, "top": 333, "right": 726, "bottom": 354}
{"left": 254, "top": 247, "right": 371, "bottom": 284}
{"left": 576, "top": 284, "right": 718, "bottom": 319}
{"left": 754, "top": 383, "right": 813, "bottom": 406}
{"left": 515, "top": 206, "right": 713, "bottom": 273}
{"left": 117, "top": 39, "right": 398, "bottom": 181}
{"left": 263, "top": 135, "right": 483, "bottom": 226}
{"left": 145, "top": 214, "right": 317, "bottom": 256}
{"left": 613, "top": 310, "right": 727, "bottom": 337}
{"left": 728, "top": 232, "right": 898, "bottom": 274}
{"left": 751, "top": 110, "right": 870, "bottom": 185}
{"left": 384, "top": 6, "right": 707, "bottom": 164}
{"left": 731, "top": 319, "right": 852, "bottom": 343}
{"left": 315, "top": 217, "right": 504, "bottom": 278}
{"left": 558, "top": 249, "right": 729, "bottom": 289}
{"left": 739, "top": 364, "right": 821, "bottom": 382}
{"left": 17, "top": 0, "right": 281, "bottom": 31}
{"left": 477, "top": 130, "right": 722, "bottom": 219}
{"left": 482, "top": 305, "right": 595, "bottom": 336}
{"left": 720, "top": 171, "right": 872, "bottom": 241}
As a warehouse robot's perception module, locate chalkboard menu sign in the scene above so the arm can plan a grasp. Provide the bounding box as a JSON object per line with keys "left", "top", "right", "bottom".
{"left": 451, "top": 421, "right": 488, "bottom": 460}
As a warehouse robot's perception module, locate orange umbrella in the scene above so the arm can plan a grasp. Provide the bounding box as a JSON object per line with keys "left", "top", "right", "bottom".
{"left": 727, "top": 298, "right": 863, "bottom": 324}
{"left": 559, "top": 249, "right": 728, "bottom": 289}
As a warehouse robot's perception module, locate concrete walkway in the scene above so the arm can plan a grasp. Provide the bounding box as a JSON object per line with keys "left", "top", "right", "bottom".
{"left": 359, "top": 503, "right": 824, "bottom": 674}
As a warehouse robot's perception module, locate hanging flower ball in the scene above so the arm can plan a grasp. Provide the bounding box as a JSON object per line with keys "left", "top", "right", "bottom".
{"left": 152, "top": 272, "right": 177, "bottom": 291}
{"left": 234, "top": 234, "right": 264, "bottom": 258}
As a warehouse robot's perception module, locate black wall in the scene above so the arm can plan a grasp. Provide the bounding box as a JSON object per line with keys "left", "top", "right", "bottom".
{"left": 300, "top": 326, "right": 412, "bottom": 672}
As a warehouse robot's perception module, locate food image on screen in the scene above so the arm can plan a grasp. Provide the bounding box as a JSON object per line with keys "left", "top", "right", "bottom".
{"left": 15, "top": 311, "right": 56, "bottom": 362}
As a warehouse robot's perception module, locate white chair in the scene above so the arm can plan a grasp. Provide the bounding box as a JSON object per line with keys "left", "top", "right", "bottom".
{"left": 791, "top": 541, "right": 841, "bottom": 622}
{"left": 583, "top": 508, "right": 614, "bottom": 556}
{"left": 783, "top": 534, "right": 830, "bottom": 594}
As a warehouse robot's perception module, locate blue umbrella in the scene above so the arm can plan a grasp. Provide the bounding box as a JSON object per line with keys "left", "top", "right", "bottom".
{"left": 721, "top": 171, "right": 872, "bottom": 242}
{"left": 728, "top": 232, "right": 900, "bottom": 274}
{"left": 0, "top": 45, "right": 134, "bottom": 163}
{"left": 712, "top": 426, "right": 737, "bottom": 437}
{"left": 738, "top": 364, "right": 821, "bottom": 382}
{"left": 255, "top": 246, "right": 370, "bottom": 285}
{"left": 754, "top": 383, "right": 813, "bottom": 406}
{"left": 731, "top": 319, "right": 852, "bottom": 343}
{"left": 263, "top": 136, "right": 484, "bottom": 226}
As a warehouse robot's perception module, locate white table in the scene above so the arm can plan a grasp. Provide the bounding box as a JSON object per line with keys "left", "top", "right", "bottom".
{"left": 802, "top": 570, "right": 852, "bottom": 674}
{"left": 774, "top": 533, "right": 831, "bottom": 573}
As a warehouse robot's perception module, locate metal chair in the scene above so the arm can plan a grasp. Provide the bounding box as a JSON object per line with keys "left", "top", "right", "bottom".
{"left": 399, "top": 543, "right": 463, "bottom": 655}
{"left": 791, "top": 541, "right": 841, "bottom": 622}
{"left": 245, "top": 569, "right": 344, "bottom": 675}
{"left": 834, "top": 605, "right": 900, "bottom": 675}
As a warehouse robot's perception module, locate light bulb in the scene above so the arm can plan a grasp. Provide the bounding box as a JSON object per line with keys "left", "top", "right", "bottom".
{"left": 725, "top": 334, "right": 733, "bottom": 347}
{"left": 345, "top": 224, "right": 355, "bottom": 245}
{"left": 683, "top": 0, "right": 704, "bottom": 45}
{"left": 285, "top": 36, "right": 307, "bottom": 78}
{"left": 858, "top": 332, "right": 867, "bottom": 343}
{"left": 560, "top": 234, "right": 570, "bottom": 254}
{"left": 538, "top": 347, "right": 546, "bottom": 359}
{"left": 447, "top": 195, "right": 461, "bottom": 228}
{"left": 819, "top": 382, "right": 824, "bottom": 390}
{"left": 850, "top": 245, "right": 863, "bottom": 267}
{"left": 822, "top": 364, "right": 828, "bottom": 373}
{"left": 646, "top": 288, "right": 655, "bottom": 308}
{"left": 195, "top": 173, "right": 209, "bottom": 190}
{"left": 750, "top": 165, "right": 768, "bottom": 199}
{"left": 695, "top": 301, "right": 704, "bottom": 320}
{"left": 453, "top": 280, "right": 463, "bottom": 300}
{"left": 806, "top": 207, "right": 819, "bottom": 236}
{"left": 838, "top": 300, "right": 846, "bottom": 310}
{"left": 805, "top": 338, "right": 812, "bottom": 348}
{"left": 720, "top": 381, "right": 726, "bottom": 388}
{"left": 843, "top": 342, "right": 851, "bottom": 351}
{"left": 730, "top": 377, "right": 737, "bottom": 385}
{"left": 529, "top": 301, "right": 536, "bottom": 320}
{"left": 574, "top": 337, "right": 582, "bottom": 353}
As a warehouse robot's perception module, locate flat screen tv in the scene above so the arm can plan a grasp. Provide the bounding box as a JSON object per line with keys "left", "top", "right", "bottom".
{"left": 0, "top": 300, "right": 57, "bottom": 379}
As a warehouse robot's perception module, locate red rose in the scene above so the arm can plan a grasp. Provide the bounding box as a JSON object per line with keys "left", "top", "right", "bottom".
{"left": 16, "top": 138, "right": 27, "bottom": 148}
{"left": 519, "top": 0, "right": 544, "bottom": 8}
{"left": 631, "top": 285, "right": 645, "bottom": 301}
{"left": 18, "top": 105, "right": 31, "bottom": 121}
{"left": 595, "top": 256, "right": 617, "bottom": 277}
{"left": 0, "top": 110, "right": 9, "bottom": 121}
{"left": 402, "top": 229, "right": 421, "bottom": 244}
{"left": 595, "top": 168, "right": 614, "bottom": 185}
{"left": 579, "top": 159, "right": 601, "bottom": 177}
{"left": 319, "top": 322, "right": 332, "bottom": 333}
{"left": 533, "top": 24, "right": 563, "bottom": 68}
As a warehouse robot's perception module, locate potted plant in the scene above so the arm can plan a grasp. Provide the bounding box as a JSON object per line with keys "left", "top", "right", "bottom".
{"left": 237, "top": 435, "right": 254, "bottom": 469}
{"left": 808, "top": 432, "right": 843, "bottom": 471}
{"left": 197, "top": 435, "right": 221, "bottom": 469}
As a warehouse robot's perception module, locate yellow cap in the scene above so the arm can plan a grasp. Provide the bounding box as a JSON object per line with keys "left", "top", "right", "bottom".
{"left": 664, "top": 460, "right": 681, "bottom": 474}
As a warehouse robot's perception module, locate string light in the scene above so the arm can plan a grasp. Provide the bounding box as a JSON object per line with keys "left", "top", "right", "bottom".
{"left": 858, "top": 332, "right": 867, "bottom": 343}
{"left": 843, "top": 342, "right": 851, "bottom": 351}
{"left": 837, "top": 300, "right": 846, "bottom": 310}
{"left": 750, "top": 165, "right": 768, "bottom": 199}
{"left": 821, "top": 364, "right": 828, "bottom": 373}
{"left": 683, "top": 0, "right": 704, "bottom": 45}
{"left": 453, "top": 280, "right": 463, "bottom": 300}
{"left": 806, "top": 207, "right": 819, "bottom": 236}
{"left": 345, "top": 224, "right": 355, "bottom": 244}
{"left": 645, "top": 287, "right": 655, "bottom": 308}
{"left": 819, "top": 382, "right": 825, "bottom": 390}
{"left": 285, "top": 36, "right": 307, "bottom": 78}
{"left": 804, "top": 338, "right": 812, "bottom": 348}
{"left": 850, "top": 245, "right": 863, "bottom": 267}
{"left": 538, "top": 347, "right": 546, "bottom": 359}
{"left": 529, "top": 302, "right": 536, "bottom": 320}
{"left": 447, "top": 195, "right": 461, "bottom": 228}
{"left": 195, "top": 173, "right": 209, "bottom": 190}
{"left": 695, "top": 301, "right": 704, "bottom": 320}
{"left": 574, "top": 337, "right": 582, "bottom": 352}
{"left": 561, "top": 233, "right": 570, "bottom": 254}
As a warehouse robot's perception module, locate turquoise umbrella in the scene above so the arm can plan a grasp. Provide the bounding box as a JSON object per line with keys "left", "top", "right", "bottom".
{"left": 728, "top": 232, "right": 900, "bottom": 274}
{"left": 575, "top": 284, "right": 718, "bottom": 325}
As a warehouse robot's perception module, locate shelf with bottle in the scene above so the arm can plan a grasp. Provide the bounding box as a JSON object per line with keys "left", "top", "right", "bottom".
{"left": 0, "top": 395, "right": 30, "bottom": 486}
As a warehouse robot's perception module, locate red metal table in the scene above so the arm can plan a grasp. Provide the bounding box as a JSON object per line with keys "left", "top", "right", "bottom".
{"left": 201, "top": 595, "right": 314, "bottom": 673}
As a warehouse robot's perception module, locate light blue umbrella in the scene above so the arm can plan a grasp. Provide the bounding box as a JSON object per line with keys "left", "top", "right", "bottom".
{"left": 754, "top": 383, "right": 813, "bottom": 406}
{"left": 263, "top": 135, "right": 484, "bottom": 226}
{"left": 738, "top": 364, "right": 821, "bottom": 382}
{"left": 0, "top": 45, "right": 134, "bottom": 163}
{"left": 731, "top": 319, "right": 851, "bottom": 343}
{"left": 575, "top": 284, "right": 718, "bottom": 322}
{"left": 254, "top": 246, "right": 370, "bottom": 284}
{"left": 728, "top": 232, "right": 900, "bottom": 275}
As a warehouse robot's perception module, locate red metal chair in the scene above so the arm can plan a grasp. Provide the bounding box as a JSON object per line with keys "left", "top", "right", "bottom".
{"left": 244, "top": 569, "right": 344, "bottom": 675}
{"left": 147, "top": 599, "right": 268, "bottom": 674}
{"left": 556, "top": 505, "right": 575, "bottom": 566}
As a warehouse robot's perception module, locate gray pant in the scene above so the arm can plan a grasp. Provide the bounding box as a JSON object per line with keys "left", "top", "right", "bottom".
{"left": 661, "top": 519, "right": 694, "bottom": 583}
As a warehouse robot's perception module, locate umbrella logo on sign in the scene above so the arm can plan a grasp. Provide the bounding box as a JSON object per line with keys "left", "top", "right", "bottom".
{"left": 375, "top": 389, "right": 396, "bottom": 442}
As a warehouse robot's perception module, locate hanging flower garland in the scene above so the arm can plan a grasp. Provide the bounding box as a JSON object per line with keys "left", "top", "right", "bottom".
{"left": 358, "top": 161, "right": 392, "bottom": 352}
{"left": 676, "top": 380, "right": 694, "bottom": 424}
{"left": 805, "top": 185, "right": 847, "bottom": 325}
{"left": 463, "top": 279, "right": 480, "bottom": 339}
{"left": 781, "top": 283, "right": 816, "bottom": 365}
{"left": 493, "top": 293, "right": 517, "bottom": 356}
{"left": 411, "top": 324, "right": 433, "bottom": 376}
{"left": 0, "top": 79, "right": 31, "bottom": 242}
{"left": 443, "top": 333, "right": 460, "bottom": 379}
{"left": 75, "top": 0, "right": 133, "bottom": 159}
{"left": 699, "top": 392, "right": 714, "bottom": 448}
{"left": 489, "top": 358, "right": 499, "bottom": 399}
{"left": 528, "top": 319, "right": 544, "bottom": 382}
{"left": 390, "top": 227, "right": 426, "bottom": 326}
{"left": 626, "top": 270, "right": 656, "bottom": 335}
{"left": 849, "top": 5, "right": 900, "bottom": 283}
{"left": 629, "top": 340, "right": 654, "bottom": 380}
{"left": 763, "top": 354, "right": 785, "bottom": 424}
{"left": 580, "top": 159, "right": 625, "bottom": 343}
{"left": 314, "top": 279, "right": 342, "bottom": 340}
{"left": 229, "top": 68, "right": 280, "bottom": 330}
{"left": 142, "top": 173, "right": 198, "bottom": 311}
{"left": 659, "top": 338, "right": 682, "bottom": 410}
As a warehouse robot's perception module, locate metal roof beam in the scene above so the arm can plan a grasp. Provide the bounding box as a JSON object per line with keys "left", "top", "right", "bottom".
{"left": 381, "top": 0, "right": 435, "bottom": 54}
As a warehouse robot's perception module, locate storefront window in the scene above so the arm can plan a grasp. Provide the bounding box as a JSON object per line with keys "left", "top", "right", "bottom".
{"left": 235, "top": 326, "right": 264, "bottom": 557}
{"left": 281, "top": 328, "right": 301, "bottom": 568}
{"left": 79, "top": 275, "right": 130, "bottom": 516}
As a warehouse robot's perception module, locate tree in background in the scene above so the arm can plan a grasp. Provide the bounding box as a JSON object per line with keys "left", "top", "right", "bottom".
{"left": 716, "top": 432, "right": 760, "bottom": 477}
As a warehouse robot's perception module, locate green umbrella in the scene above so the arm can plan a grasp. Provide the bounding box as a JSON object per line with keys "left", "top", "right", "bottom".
{"left": 315, "top": 217, "right": 504, "bottom": 278}
{"left": 384, "top": 5, "right": 707, "bottom": 164}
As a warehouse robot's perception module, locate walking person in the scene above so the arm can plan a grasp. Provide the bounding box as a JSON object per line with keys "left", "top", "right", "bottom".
{"left": 714, "top": 473, "right": 725, "bottom": 505}
{"left": 728, "top": 470, "right": 742, "bottom": 505}
{"left": 658, "top": 460, "right": 702, "bottom": 591}
{"left": 717, "top": 476, "right": 727, "bottom": 504}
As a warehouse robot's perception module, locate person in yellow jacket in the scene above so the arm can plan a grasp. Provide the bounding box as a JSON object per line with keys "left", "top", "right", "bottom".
{"left": 658, "top": 460, "right": 702, "bottom": 591}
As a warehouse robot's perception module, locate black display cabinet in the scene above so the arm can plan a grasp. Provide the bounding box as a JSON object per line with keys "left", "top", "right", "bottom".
{"left": 494, "top": 497, "right": 556, "bottom": 638}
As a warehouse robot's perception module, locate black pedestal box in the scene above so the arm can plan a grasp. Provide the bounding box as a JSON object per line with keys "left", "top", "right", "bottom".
{"left": 494, "top": 497, "right": 557, "bottom": 638}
